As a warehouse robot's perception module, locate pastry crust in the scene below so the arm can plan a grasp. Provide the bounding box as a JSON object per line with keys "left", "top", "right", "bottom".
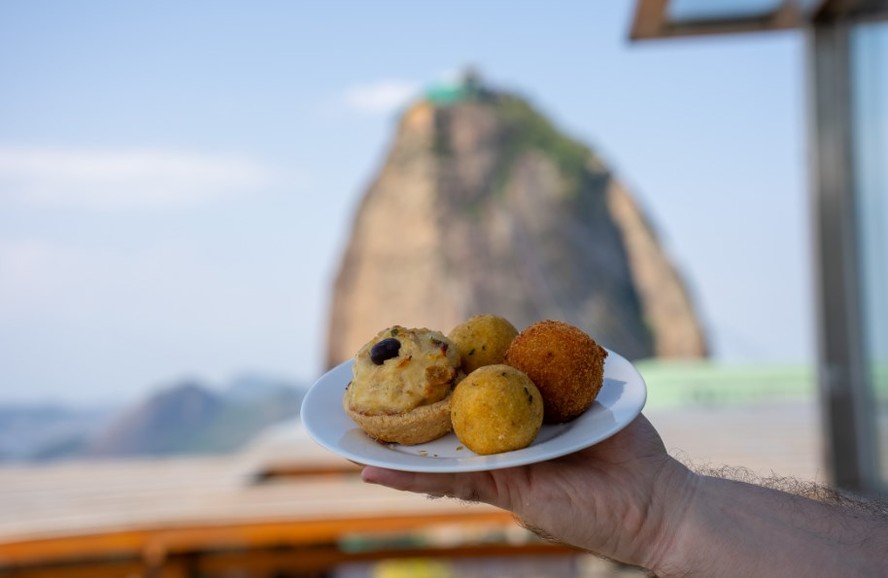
{"left": 343, "top": 392, "right": 453, "bottom": 445}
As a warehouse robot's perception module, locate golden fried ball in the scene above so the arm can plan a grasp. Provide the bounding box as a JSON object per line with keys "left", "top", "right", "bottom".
{"left": 450, "top": 364, "right": 543, "bottom": 455}
{"left": 504, "top": 319, "right": 608, "bottom": 424}
{"left": 448, "top": 314, "right": 519, "bottom": 374}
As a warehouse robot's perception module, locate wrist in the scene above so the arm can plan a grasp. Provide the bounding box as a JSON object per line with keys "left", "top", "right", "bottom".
{"left": 642, "top": 459, "right": 701, "bottom": 575}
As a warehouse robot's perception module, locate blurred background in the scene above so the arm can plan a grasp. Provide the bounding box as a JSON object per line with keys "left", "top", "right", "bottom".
{"left": 1, "top": 1, "right": 885, "bottom": 577}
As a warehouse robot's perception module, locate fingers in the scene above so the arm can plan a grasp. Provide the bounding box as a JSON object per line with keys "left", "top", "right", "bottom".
{"left": 362, "top": 466, "right": 499, "bottom": 505}
{"left": 361, "top": 467, "right": 451, "bottom": 495}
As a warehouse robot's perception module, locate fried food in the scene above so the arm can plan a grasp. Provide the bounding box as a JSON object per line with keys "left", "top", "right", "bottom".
{"left": 343, "top": 325, "right": 462, "bottom": 445}
{"left": 448, "top": 314, "right": 519, "bottom": 374}
{"left": 450, "top": 364, "right": 543, "bottom": 455}
{"left": 504, "top": 319, "right": 607, "bottom": 424}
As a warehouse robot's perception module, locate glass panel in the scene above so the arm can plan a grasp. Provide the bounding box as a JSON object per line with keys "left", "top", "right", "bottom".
{"left": 852, "top": 20, "right": 888, "bottom": 489}
{"left": 667, "top": 0, "right": 784, "bottom": 22}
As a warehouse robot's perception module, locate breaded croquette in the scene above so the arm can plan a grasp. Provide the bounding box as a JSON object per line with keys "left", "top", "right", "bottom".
{"left": 504, "top": 319, "right": 607, "bottom": 424}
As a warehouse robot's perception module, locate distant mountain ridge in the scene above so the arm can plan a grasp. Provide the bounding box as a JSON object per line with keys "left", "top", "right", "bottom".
{"left": 0, "top": 404, "right": 115, "bottom": 461}
{"left": 0, "top": 374, "right": 306, "bottom": 462}
{"left": 84, "top": 382, "right": 224, "bottom": 457}
{"left": 326, "top": 72, "right": 708, "bottom": 366}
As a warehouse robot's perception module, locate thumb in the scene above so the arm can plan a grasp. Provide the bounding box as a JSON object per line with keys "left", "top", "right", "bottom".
{"left": 362, "top": 466, "right": 501, "bottom": 504}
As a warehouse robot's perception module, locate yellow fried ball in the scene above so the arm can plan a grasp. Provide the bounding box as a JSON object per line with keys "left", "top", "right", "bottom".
{"left": 448, "top": 314, "right": 519, "bottom": 374}
{"left": 450, "top": 364, "right": 543, "bottom": 455}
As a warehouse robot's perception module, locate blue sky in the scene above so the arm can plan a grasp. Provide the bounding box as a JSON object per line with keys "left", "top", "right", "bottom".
{"left": 0, "top": 1, "right": 811, "bottom": 405}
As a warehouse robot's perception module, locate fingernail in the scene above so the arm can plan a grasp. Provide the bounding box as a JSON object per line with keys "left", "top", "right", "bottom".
{"left": 361, "top": 467, "right": 378, "bottom": 484}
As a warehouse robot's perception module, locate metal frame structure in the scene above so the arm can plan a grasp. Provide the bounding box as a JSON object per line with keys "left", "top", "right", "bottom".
{"left": 807, "top": 11, "right": 880, "bottom": 492}
{"left": 630, "top": 0, "right": 803, "bottom": 40}
{"left": 631, "top": 0, "right": 888, "bottom": 494}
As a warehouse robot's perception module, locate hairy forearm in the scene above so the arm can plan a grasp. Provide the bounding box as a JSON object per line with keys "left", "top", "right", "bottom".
{"left": 653, "top": 473, "right": 888, "bottom": 577}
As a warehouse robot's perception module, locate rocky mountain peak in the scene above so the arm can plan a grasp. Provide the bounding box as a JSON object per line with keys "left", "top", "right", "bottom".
{"left": 326, "top": 77, "right": 708, "bottom": 367}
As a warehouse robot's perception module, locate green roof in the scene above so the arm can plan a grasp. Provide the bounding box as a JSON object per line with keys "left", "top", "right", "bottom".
{"left": 425, "top": 84, "right": 471, "bottom": 105}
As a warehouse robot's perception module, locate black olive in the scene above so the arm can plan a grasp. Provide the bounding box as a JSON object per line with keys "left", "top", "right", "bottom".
{"left": 370, "top": 337, "right": 401, "bottom": 365}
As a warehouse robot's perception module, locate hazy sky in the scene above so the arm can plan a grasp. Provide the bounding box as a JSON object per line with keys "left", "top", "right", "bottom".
{"left": 0, "top": 1, "right": 811, "bottom": 405}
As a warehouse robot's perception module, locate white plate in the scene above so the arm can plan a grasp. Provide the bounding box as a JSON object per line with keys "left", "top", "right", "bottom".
{"left": 300, "top": 350, "right": 646, "bottom": 473}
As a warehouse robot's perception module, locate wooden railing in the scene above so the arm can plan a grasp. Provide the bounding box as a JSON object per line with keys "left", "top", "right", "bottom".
{"left": 1, "top": 511, "right": 577, "bottom": 578}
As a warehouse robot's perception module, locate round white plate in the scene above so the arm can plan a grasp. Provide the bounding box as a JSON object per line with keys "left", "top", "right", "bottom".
{"left": 301, "top": 350, "right": 646, "bottom": 472}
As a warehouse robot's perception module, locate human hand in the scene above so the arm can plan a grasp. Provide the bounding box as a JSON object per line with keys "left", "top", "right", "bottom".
{"left": 361, "top": 414, "right": 695, "bottom": 569}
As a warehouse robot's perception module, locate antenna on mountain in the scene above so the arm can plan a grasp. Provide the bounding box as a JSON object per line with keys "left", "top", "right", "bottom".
{"left": 462, "top": 66, "right": 481, "bottom": 91}
{"left": 460, "top": 65, "right": 493, "bottom": 100}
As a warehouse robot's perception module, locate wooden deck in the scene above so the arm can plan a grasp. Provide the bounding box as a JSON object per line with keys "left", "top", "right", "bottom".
{"left": 0, "top": 401, "right": 822, "bottom": 577}
{"left": 0, "top": 423, "right": 578, "bottom": 576}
